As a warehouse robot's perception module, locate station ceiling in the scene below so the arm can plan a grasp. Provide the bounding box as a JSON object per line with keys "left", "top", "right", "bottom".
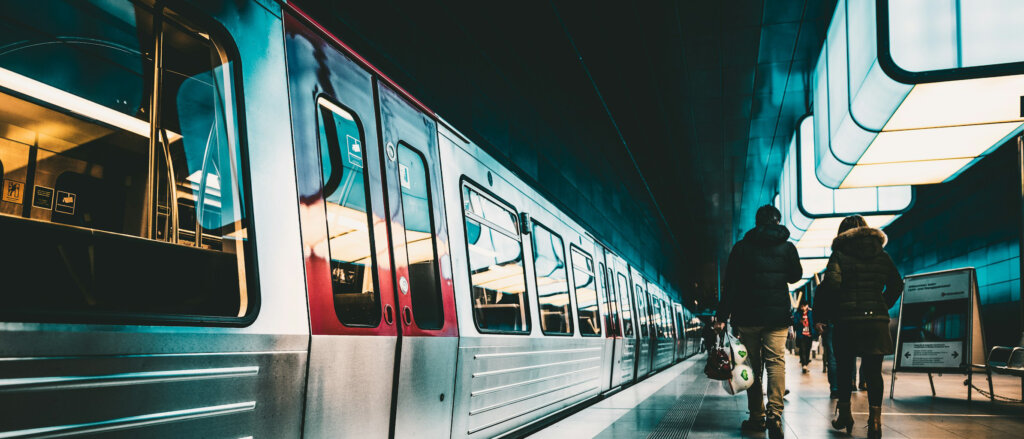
{"left": 294, "top": 0, "right": 838, "bottom": 279}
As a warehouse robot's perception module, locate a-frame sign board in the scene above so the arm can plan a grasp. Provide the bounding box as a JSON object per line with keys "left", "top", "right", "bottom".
{"left": 890, "top": 267, "right": 992, "bottom": 401}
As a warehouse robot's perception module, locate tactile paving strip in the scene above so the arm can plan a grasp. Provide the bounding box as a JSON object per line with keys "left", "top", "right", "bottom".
{"left": 645, "top": 377, "right": 711, "bottom": 439}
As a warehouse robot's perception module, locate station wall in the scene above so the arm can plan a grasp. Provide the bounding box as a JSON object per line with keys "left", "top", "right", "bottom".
{"left": 884, "top": 142, "right": 1023, "bottom": 348}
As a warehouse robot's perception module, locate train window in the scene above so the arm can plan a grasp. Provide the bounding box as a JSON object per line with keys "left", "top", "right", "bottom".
{"left": 636, "top": 283, "right": 648, "bottom": 338}
{"left": 651, "top": 298, "right": 662, "bottom": 337}
{"left": 462, "top": 183, "right": 530, "bottom": 334}
{"left": 570, "top": 247, "right": 599, "bottom": 336}
{"left": 397, "top": 143, "right": 443, "bottom": 330}
{"left": 600, "top": 262, "right": 620, "bottom": 336}
{"left": 531, "top": 222, "right": 572, "bottom": 336}
{"left": 617, "top": 273, "right": 633, "bottom": 337}
{"left": 317, "top": 99, "right": 379, "bottom": 327}
{"left": 0, "top": 1, "right": 255, "bottom": 324}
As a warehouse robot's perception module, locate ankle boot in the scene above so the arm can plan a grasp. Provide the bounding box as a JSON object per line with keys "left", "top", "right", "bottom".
{"left": 867, "top": 405, "right": 882, "bottom": 438}
{"left": 831, "top": 400, "right": 854, "bottom": 433}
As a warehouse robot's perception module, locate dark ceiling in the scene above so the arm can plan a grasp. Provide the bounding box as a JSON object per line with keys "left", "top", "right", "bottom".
{"left": 292, "top": 0, "right": 838, "bottom": 281}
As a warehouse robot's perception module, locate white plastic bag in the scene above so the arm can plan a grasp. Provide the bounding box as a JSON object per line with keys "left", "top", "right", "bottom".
{"left": 726, "top": 332, "right": 749, "bottom": 366}
{"left": 721, "top": 332, "right": 754, "bottom": 395}
{"left": 723, "top": 363, "right": 755, "bottom": 395}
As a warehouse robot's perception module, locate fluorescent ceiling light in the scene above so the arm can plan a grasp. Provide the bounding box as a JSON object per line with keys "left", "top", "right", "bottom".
{"left": 789, "top": 278, "right": 809, "bottom": 291}
{"left": 0, "top": 66, "right": 180, "bottom": 143}
{"left": 800, "top": 258, "right": 829, "bottom": 279}
{"left": 814, "top": 0, "right": 1024, "bottom": 189}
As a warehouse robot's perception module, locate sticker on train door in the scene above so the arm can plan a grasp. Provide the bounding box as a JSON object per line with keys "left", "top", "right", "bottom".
{"left": 347, "top": 135, "right": 363, "bottom": 168}
{"left": 399, "top": 163, "right": 411, "bottom": 189}
{"left": 32, "top": 186, "right": 54, "bottom": 209}
{"left": 55, "top": 190, "right": 76, "bottom": 215}
{"left": 3, "top": 180, "right": 24, "bottom": 204}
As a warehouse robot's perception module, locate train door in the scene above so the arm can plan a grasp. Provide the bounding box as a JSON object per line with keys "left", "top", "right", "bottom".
{"left": 611, "top": 255, "right": 637, "bottom": 385}
{"left": 284, "top": 11, "right": 400, "bottom": 438}
{"left": 598, "top": 244, "right": 624, "bottom": 390}
{"left": 673, "top": 303, "right": 686, "bottom": 361}
{"left": 632, "top": 270, "right": 651, "bottom": 378}
{"left": 376, "top": 84, "right": 459, "bottom": 438}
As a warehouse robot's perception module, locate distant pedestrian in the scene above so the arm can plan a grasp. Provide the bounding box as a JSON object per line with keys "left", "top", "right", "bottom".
{"left": 791, "top": 300, "right": 816, "bottom": 373}
{"left": 715, "top": 205, "right": 801, "bottom": 439}
{"left": 813, "top": 215, "right": 903, "bottom": 439}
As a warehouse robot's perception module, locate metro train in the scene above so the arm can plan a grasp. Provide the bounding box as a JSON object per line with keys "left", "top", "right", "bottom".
{"left": 0, "top": 1, "right": 705, "bottom": 437}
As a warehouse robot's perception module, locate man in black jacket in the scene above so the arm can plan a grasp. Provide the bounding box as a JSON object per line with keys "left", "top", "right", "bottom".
{"left": 715, "top": 205, "right": 802, "bottom": 439}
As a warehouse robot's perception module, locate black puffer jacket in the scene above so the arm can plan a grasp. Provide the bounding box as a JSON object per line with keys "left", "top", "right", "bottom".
{"left": 719, "top": 224, "right": 802, "bottom": 327}
{"left": 816, "top": 226, "right": 903, "bottom": 323}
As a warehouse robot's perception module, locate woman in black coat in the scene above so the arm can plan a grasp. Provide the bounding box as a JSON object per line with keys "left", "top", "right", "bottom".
{"left": 814, "top": 215, "right": 903, "bottom": 439}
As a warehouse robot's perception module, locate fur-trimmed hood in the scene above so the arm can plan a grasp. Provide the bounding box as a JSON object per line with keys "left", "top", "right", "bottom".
{"left": 831, "top": 226, "right": 887, "bottom": 259}
{"left": 744, "top": 224, "right": 791, "bottom": 247}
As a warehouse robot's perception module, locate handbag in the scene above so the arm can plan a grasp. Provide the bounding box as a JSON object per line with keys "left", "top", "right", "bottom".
{"left": 704, "top": 332, "right": 733, "bottom": 380}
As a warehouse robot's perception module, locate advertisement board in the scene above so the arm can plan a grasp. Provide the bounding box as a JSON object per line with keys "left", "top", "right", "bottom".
{"left": 890, "top": 267, "right": 988, "bottom": 400}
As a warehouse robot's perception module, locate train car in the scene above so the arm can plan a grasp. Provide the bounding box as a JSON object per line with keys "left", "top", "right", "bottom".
{"left": 0, "top": 1, "right": 705, "bottom": 438}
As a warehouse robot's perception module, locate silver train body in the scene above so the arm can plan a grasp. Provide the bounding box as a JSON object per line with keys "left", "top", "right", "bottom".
{"left": 0, "top": 1, "right": 704, "bottom": 437}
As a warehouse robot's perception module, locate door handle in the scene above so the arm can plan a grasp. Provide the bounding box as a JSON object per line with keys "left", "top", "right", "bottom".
{"left": 384, "top": 304, "right": 395, "bottom": 325}
{"left": 402, "top": 306, "right": 413, "bottom": 326}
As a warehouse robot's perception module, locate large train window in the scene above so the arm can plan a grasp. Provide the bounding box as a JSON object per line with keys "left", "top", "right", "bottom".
{"left": 531, "top": 222, "right": 572, "bottom": 336}
{"left": 0, "top": 1, "right": 254, "bottom": 324}
{"left": 317, "top": 98, "right": 379, "bottom": 327}
{"left": 462, "top": 183, "right": 530, "bottom": 334}
{"left": 570, "top": 247, "right": 599, "bottom": 336}
{"left": 396, "top": 143, "right": 442, "bottom": 330}
{"left": 617, "top": 273, "right": 634, "bottom": 337}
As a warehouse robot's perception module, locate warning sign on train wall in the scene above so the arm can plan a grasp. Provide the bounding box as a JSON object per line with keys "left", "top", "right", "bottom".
{"left": 893, "top": 267, "right": 985, "bottom": 374}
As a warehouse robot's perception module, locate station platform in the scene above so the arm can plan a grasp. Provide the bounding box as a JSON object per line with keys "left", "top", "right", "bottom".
{"left": 528, "top": 353, "right": 1024, "bottom": 438}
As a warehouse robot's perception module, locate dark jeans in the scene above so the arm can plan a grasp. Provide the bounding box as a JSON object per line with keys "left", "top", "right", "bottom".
{"left": 837, "top": 351, "right": 883, "bottom": 406}
{"left": 824, "top": 324, "right": 856, "bottom": 392}
{"left": 798, "top": 337, "right": 812, "bottom": 366}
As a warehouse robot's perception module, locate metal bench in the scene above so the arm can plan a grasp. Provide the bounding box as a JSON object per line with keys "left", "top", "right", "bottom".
{"left": 986, "top": 332, "right": 1024, "bottom": 399}
{"left": 987, "top": 332, "right": 1024, "bottom": 376}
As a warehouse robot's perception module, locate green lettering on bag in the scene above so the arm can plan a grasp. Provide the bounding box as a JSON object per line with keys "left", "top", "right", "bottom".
{"left": 741, "top": 369, "right": 749, "bottom": 381}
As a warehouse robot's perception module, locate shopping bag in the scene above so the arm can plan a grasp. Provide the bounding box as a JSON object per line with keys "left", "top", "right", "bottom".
{"left": 726, "top": 332, "right": 749, "bottom": 366}
{"left": 720, "top": 331, "right": 754, "bottom": 395}
{"left": 722, "top": 363, "right": 755, "bottom": 395}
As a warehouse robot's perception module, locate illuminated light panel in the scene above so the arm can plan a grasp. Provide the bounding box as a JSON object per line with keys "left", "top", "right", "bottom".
{"left": 841, "top": 159, "right": 973, "bottom": 188}
{"left": 778, "top": 115, "right": 906, "bottom": 253}
{"left": 0, "top": 66, "right": 181, "bottom": 143}
{"left": 789, "top": 278, "right": 809, "bottom": 292}
{"left": 800, "top": 258, "right": 829, "bottom": 279}
{"left": 794, "top": 215, "right": 896, "bottom": 249}
{"left": 857, "top": 121, "right": 1021, "bottom": 165}
{"left": 814, "top": 0, "right": 1024, "bottom": 189}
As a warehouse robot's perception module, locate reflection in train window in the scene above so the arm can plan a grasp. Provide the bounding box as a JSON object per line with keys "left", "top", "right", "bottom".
{"left": 600, "top": 262, "right": 620, "bottom": 336}
{"left": 317, "top": 99, "right": 379, "bottom": 327}
{"left": 617, "top": 273, "right": 634, "bottom": 337}
{"left": 0, "top": 1, "right": 253, "bottom": 323}
{"left": 636, "top": 283, "right": 649, "bottom": 338}
{"left": 571, "top": 247, "right": 600, "bottom": 336}
{"left": 462, "top": 184, "right": 529, "bottom": 334}
{"left": 531, "top": 222, "right": 572, "bottom": 335}
{"left": 397, "top": 143, "right": 442, "bottom": 330}
{"left": 651, "top": 297, "right": 662, "bottom": 337}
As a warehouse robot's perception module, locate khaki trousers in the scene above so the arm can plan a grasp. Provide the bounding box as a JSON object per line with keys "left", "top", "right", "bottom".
{"left": 736, "top": 326, "right": 788, "bottom": 418}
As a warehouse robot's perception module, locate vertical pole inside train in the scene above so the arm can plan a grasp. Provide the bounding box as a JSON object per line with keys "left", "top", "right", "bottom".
{"left": 1018, "top": 135, "right": 1024, "bottom": 397}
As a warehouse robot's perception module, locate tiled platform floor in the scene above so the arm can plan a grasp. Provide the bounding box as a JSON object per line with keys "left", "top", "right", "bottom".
{"left": 528, "top": 353, "right": 1024, "bottom": 438}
